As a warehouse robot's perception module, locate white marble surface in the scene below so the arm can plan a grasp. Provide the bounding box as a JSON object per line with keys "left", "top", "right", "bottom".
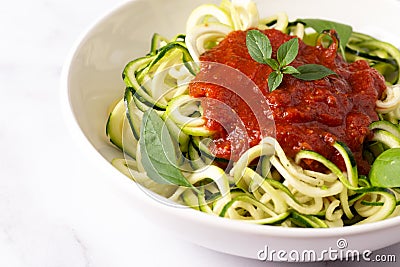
{"left": 1, "top": 0, "right": 400, "bottom": 266}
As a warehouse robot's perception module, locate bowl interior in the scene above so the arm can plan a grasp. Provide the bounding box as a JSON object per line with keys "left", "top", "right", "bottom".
{"left": 64, "top": 0, "right": 400, "bottom": 260}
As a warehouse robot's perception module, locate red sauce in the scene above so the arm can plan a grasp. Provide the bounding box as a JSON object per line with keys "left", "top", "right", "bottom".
{"left": 189, "top": 29, "right": 386, "bottom": 174}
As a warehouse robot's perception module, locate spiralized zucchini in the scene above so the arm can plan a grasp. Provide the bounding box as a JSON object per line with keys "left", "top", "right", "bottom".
{"left": 106, "top": 0, "right": 400, "bottom": 228}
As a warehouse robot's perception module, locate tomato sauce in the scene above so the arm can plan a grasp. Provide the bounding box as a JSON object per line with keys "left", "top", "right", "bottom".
{"left": 189, "top": 29, "right": 386, "bottom": 173}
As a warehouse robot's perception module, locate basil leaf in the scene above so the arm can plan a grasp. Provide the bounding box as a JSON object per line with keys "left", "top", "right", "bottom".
{"left": 282, "top": 65, "right": 299, "bottom": 75}
{"left": 370, "top": 148, "right": 400, "bottom": 188}
{"left": 265, "top": 58, "right": 279, "bottom": 70}
{"left": 296, "top": 18, "right": 352, "bottom": 56}
{"left": 292, "top": 64, "right": 336, "bottom": 81}
{"left": 268, "top": 71, "right": 283, "bottom": 92}
{"left": 246, "top": 30, "right": 272, "bottom": 64}
{"left": 140, "top": 108, "right": 193, "bottom": 187}
{"left": 277, "top": 38, "right": 299, "bottom": 67}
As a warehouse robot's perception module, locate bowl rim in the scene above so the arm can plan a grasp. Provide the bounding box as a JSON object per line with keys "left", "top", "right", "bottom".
{"left": 60, "top": 0, "right": 400, "bottom": 241}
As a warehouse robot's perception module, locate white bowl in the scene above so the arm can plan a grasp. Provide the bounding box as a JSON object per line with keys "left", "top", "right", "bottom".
{"left": 61, "top": 0, "right": 400, "bottom": 261}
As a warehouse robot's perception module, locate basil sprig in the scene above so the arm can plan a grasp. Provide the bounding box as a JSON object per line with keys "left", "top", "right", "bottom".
{"left": 140, "top": 108, "right": 195, "bottom": 189}
{"left": 246, "top": 30, "right": 336, "bottom": 92}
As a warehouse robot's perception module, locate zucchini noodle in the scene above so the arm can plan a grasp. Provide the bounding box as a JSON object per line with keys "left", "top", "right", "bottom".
{"left": 105, "top": 0, "right": 400, "bottom": 228}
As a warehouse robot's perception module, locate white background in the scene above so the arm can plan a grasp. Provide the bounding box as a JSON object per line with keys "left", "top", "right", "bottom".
{"left": 0, "top": 0, "right": 399, "bottom": 266}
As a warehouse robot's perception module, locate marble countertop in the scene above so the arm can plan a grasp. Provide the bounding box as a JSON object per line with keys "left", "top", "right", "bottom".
{"left": 1, "top": 0, "right": 399, "bottom": 266}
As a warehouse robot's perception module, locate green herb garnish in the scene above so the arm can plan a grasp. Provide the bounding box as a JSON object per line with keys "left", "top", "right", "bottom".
{"left": 140, "top": 108, "right": 194, "bottom": 188}
{"left": 369, "top": 148, "right": 400, "bottom": 188}
{"left": 293, "top": 64, "right": 339, "bottom": 81}
{"left": 295, "top": 18, "right": 353, "bottom": 58}
{"left": 246, "top": 29, "right": 336, "bottom": 92}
